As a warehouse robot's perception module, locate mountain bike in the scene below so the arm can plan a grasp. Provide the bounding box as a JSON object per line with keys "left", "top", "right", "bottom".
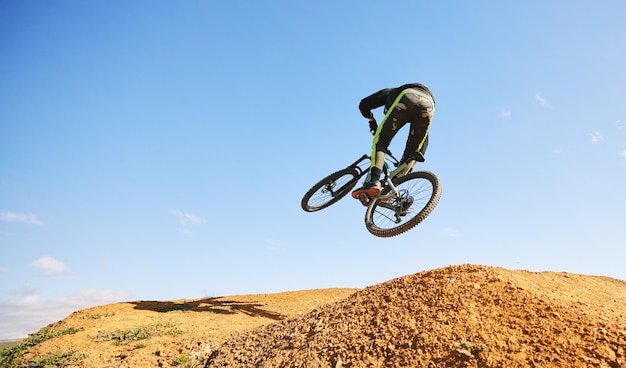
{"left": 301, "top": 151, "right": 441, "bottom": 237}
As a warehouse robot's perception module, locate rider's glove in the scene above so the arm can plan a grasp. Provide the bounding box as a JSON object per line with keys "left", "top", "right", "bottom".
{"left": 368, "top": 118, "right": 378, "bottom": 134}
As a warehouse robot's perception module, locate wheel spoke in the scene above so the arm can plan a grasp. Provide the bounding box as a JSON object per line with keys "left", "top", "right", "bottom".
{"left": 365, "top": 171, "right": 441, "bottom": 237}
{"left": 301, "top": 169, "right": 360, "bottom": 212}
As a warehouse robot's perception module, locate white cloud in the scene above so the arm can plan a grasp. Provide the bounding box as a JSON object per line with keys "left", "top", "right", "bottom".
{"left": 0, "top": 266, "right": 8, "bottom": 273}
{"left": 500, "top": 109, "right": 511, "bottom": 119}
{"left": 171, "top": 209, "right": 204, "bottom": 234}
{"left": 534, "top": 92, "right": 553, "bottom": 109}
{"left": 0, "top": 211, "right": 44, "bottom": 225}
{"left": 9, "top": 284, "right": 38, "bottom": 297}
{"left": 590, "top": 132, "right": 604, "bottom": 144}
{"left": 0, "top": 289, "right": 132, "bottom": 340}
{"left": 620, "top": 149, "right": 626, "bottom": 158}
{"left": 553, "top": 147, "right": 563, "bottom": 155}
{"left": 613, "top": 120, "right": 623, "bottom": 130}
{"left": 32, "top": 256, "right": 72, "bottom": 278}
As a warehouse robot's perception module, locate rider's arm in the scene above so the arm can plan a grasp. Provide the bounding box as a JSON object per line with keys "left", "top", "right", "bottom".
{"left": 359, "top": 88, "right": 391, "bottom": 119}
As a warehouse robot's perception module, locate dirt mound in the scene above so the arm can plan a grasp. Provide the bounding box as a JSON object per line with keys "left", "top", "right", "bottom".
{"left": 204, "top": 265, "right": 626, "bottom": 368}
{"left": 9, "top": 264, "right": 626, "bottom": 368}
{"left": 17, "top": 289, "right": 357, "bottom": 367}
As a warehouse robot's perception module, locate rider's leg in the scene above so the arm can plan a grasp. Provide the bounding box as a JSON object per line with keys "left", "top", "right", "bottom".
{"left": 404, "top": 134, "right": 428, "bottom": 163}
{"left": 369, "top": 150, "right": 386, "bottom": 181}
{"left": 352, "top": 103, "right": 407, "bottom": 198}
{"left": 402, "top": 125, "right": 428, "bottom": 162}
{"left": 350, "top": 153, "right": 384, "bottom": 198}
{"left": 353, "top": 88, "right": 435, "bottom": 199}
{"left": 419, "top": 135, "right": 429, "bottom": 156}
{"left": 400, "top": 91, "right": 435, "bottom": 163}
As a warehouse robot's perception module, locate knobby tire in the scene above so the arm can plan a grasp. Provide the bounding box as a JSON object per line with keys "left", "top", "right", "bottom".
{"left": 365, "top": 171, "right": 441, "bottom": 237}
{"left": 301, "top": 168, "right": 360, "bottom": 212}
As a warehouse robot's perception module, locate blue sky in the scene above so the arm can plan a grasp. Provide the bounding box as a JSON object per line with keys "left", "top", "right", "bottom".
{"left": 1, "top": 1, "right": 625, "bottom": 340}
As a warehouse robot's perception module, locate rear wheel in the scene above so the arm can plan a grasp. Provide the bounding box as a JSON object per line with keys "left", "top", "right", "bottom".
{"left": 365, "top": 171, "right": 441, "bottom": 237}
{"left": 301, "top": 168, "right": 361, "bottom": 212}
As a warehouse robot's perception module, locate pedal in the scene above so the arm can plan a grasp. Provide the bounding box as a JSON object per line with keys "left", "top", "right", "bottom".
{"left": 356, "top": 193, "right": 370, "bottom": 207}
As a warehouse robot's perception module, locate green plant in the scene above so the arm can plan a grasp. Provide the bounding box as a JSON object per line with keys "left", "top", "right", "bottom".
{"left": 0, "top": 324, "right": 82, "bottom": 368}
{"left": 454, "top": 339, "right": 490, "bottom": 358}
{"left": 159, "top": 322, "right": 184, "bottom": 337}
{"left": 175, "top": 354, "right": 190, "bottom": 365}
{"left": 25, "top": 349, "right": 87, "bottom": 368}
{"left": 96, "top": 327, "right": 151, "bottom": 345}
{"left": 78, "top": 312, "right": 113, "bottom": 320}
{"left": 96, "top": 322, "right": 183, "bottom": 345}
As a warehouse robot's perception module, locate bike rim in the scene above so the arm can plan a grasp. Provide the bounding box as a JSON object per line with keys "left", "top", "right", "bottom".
{"left": 366, "top": 172, "right": 440, "bottom": 236}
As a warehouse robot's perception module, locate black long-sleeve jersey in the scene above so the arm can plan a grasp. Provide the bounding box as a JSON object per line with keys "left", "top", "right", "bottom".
{"left": 358, "top": 83, "right": 435, "bottom": 119}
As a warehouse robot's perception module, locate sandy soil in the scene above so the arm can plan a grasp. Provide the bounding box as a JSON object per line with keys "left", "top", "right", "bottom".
{"left": 18, "top": 264, "right": 626, "bottom": 367}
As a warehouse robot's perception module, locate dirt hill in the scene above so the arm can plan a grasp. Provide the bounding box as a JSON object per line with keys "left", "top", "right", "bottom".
{"left": 9, "top": 264, "right": 626, "bottom": 367}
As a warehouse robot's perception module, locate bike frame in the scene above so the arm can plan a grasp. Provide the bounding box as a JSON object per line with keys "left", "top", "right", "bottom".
{"left": 348, "top": 152, "right": 417, "bottom": 202}
{"left": 377, "top": 159, "right": 416, "bottom": 201}
{"left": 301, "top": 147, "right": 440, "bottom": 237}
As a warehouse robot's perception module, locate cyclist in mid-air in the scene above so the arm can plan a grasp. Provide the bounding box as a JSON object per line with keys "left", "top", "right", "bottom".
{"left": 351, "top": 83, "right": 436, "bottom": 199}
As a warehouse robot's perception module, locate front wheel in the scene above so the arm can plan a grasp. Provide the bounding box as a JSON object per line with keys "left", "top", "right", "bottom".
{"left": 301, "top": 168, "right": 361, "bottom": 212}
{"left": 365, "top": 171, "right": 441, "bottom": 237}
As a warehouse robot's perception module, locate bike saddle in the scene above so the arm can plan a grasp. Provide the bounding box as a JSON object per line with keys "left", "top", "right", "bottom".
{"left": 398, "top": 152, "right": 425, "bottom": 165}
{"left": 411, "top": 152, "right": 425, "bottom": 162}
